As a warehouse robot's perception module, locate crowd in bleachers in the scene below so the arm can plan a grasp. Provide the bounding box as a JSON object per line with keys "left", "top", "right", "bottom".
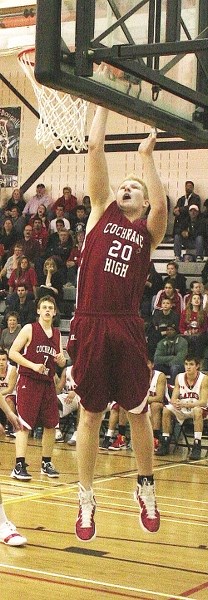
{"left": 0, "top": 183, "right": 91, "bottom": 447}
{"left": 0, "top": 179, "right": 208, "bottom": 459}
{"left": 0, "top": 184, "right": 90, "bottom": 328}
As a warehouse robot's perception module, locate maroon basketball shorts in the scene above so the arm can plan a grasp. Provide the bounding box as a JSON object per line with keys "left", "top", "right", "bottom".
{"left": 16, "top": 375, "right": 59, "bottom": 429}
{"left": 67, "top": 314, "right": 149, "bottom": 413}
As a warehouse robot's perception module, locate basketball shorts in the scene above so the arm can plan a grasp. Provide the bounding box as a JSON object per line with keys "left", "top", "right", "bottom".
{"left": 16, "top": 375, "right": 59, "bottom": 430}
{"left": 166, "top": 403, "right": 208, "bottom": 424}
{"left": 67, "top": 313, "right": 149, "bottom": 413}
{"left": 58, "top": 392, "right": 80, "bottom": 418}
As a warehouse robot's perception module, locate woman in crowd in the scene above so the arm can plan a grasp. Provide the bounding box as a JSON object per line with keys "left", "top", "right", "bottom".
{"left": 0, "top": 218, "right": 18, "bottom": 265}
{"left": 8, "top": 256, "right": 37, "bottom": 298}
{"left": 0, "top": 312, "right": 21, "bottom": 352}
{"left": 153, "top": 280, "right": 183, "bottom": 317}
{"left": 6, "top": 188, "right": 26, "bottom": 215}
{"left": 37, "top": 257, "right": 63, "bottom": 314}
{"left": 0, "top": 243, "right": 23, "bottom": 290}
{"left": 179, "top": 293, "right": 208, "bottom": 358}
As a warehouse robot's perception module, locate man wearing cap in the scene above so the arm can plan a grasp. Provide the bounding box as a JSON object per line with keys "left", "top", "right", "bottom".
{"left": 154, "top": 323, "right": 188, "bottom": 384}
{"left": 172, "top": 181, "right": 201, "bottom": 236}
{"left": 173, "top": 203, "right": 205, "bottom": 261}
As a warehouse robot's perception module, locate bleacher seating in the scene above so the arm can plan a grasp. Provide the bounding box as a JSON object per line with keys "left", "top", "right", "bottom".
{"left": 0, "top": 238, "right": 206, "bottom": 362}
{"left": 152, "top": 238, "right": 204, "bottom": 289}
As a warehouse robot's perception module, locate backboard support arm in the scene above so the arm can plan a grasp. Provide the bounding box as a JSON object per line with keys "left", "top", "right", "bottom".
{"left": 34, "top": 0, "right": 208, "bottom": 145}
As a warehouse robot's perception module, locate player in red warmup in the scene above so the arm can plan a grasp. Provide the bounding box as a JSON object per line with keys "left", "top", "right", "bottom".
{"left": 67, "top": 67, "right": 167, "bottom": 542}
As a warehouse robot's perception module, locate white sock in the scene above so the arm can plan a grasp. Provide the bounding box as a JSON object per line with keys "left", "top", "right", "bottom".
{"left": 0, "top": 504, "right": 7, "bottom": 526}
{"left": 194, "top": 432, "right": 202, "bottom": 441}
{"left": 107, "top": 429, "right": 114, "bottom": 437}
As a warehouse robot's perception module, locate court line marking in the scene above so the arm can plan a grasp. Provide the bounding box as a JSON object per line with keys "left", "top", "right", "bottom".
{"left": 121, "top": 464, "right": 190, "bottom": 477}
{"left": 0, "top": 563, "right": 198, "bottom": 600}
{"left": 29, "top": 496, "right": 208, "bottom": 516}
{"left": 30, "top": 497, "right": 208, "bottom": 519}
{"left": 1, "top": 461, "right": 206, "bottom": 508}
{"left": 1, "top": 464, "right": 206, "bottom": 598}
{"left": 2, "top": 474, "right": 134, "bottom": 505}
{"left": 93, "top": 489, "right": 208, "bottom": 506}
{"left": 30, "top": 501, "right": 208, "bottom": 527}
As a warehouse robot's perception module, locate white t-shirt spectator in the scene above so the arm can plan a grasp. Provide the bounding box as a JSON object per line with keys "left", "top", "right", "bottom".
{"left": 49, "top": 217, "right": 70, "bottom": 233}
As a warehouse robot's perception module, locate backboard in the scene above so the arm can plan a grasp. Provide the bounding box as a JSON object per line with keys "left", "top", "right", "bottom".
{"left": 34, "top": 0, "right": 208, "bottom": 145}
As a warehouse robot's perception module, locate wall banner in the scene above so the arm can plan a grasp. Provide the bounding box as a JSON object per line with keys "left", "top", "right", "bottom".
{"left": 0, "top": 107, "right": 21, "bottom": 188}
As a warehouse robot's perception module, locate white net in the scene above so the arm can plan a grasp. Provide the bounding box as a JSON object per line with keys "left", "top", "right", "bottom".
{"left": 18, "top": 49, "right": 88, "bottom": 153}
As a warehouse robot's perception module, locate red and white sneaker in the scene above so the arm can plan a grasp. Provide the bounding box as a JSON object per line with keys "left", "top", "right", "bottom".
{"left": 154, "top": 437, "right": 159, "bottom": 451}
{"left": 0, "top": 520, "right": 27, "bottom": 546}
{"left": 108, "top": 434, "right": 127, "bottom": 450}
{"left": 134, "top": 480, "right": 160, "bottom": 533}
{"left": 75, "top": 483, "right": 96, "bottom": 542}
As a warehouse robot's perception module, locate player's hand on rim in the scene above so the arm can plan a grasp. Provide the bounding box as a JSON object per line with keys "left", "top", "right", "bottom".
{"left": 138, "top": 127, "right": 157, "bottom": 156}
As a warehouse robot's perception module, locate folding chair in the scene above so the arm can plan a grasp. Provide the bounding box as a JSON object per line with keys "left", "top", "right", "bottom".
{"left": 171, "top": 419, "right": 192, "bottom": 453}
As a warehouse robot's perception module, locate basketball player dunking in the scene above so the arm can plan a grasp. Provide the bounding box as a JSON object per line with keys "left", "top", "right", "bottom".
{"left": 67, "top": 69, "right": 167, "bottom": 542}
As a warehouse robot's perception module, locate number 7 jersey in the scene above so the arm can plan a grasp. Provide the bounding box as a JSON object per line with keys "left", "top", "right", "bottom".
{"left": 19, "top": 322, "right": 61, "bottom": 381}
{"left": 76, "top": 201, "right": 151, "bottom": 314}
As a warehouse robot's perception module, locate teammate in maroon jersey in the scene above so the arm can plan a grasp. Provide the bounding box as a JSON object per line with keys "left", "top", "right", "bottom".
{"left": 67, "top": 68, "right": 167, "bottom": 542}
{"left": 9, "top": 296, "right": 66, "bottom": 481}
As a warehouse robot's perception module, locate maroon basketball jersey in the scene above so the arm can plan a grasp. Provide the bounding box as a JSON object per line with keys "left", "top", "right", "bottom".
{"left": 19, "top": 321, "right": 60, "bottom": 381}
{"left": 76, "top": 201, "right": 151, "bottom": 314}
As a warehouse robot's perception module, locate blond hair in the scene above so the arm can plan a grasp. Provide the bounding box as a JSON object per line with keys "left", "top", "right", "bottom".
{"left": 37, "top": 295, "right": 57, "bottom": 310}
{"left": 119, "top": 173, "right": 149, "bottom": 200}
{"left": 43, "top": 257, "right": 57, "bottom": 274}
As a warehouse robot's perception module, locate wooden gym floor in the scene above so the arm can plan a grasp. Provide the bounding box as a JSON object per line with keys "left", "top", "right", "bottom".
{"left": 0, "top": 436, "right": 207, "bottom": 600}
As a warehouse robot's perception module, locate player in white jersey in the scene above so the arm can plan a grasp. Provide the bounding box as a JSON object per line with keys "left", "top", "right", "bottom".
{"left": 147, "top": 360, "right": 169, "bottom": 450}
{"left": 0, "top": 349, "right": 17, "bottom": 436}
{"left": 156, "top": 354, "right": 208, "bottom": 460}
{"left": 55, "top": 365, "right": 80, "bottom": 444}
{"left": 0, "top": 391, "right": 27, "bottom": 546}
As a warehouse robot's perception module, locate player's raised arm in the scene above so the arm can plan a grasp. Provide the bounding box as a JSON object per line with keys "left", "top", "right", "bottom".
{"left": 87, "top": 105, "right": 114, "bottom": 210}
{"left": 87, "top": 67, "right": 115, "bottom": 212}
{"left": 139, "top": 130, "right": 167, "bottom": 251}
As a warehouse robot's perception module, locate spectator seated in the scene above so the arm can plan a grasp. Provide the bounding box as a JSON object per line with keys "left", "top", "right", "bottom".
{"left": 153, "top": 280, "right": 183, "bottom": 317}
{"left": 155, "top": 355, "right": 208, "bottom": 460}
{"left": 179, "top": 293, "right": 208, "bottom": 359}
{"left": 163, "top": 260, "right": 187, "bottom": 297}
{"left": 173, "top": 204, "right": 205, "bottom": 262}
{"left": 154, "top": 323, "right": 188, "bottom": 384}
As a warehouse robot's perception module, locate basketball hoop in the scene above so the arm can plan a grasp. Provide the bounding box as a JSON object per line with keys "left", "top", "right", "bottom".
{"left": 18, "top": 48, "right": 88, "bottom": 153}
